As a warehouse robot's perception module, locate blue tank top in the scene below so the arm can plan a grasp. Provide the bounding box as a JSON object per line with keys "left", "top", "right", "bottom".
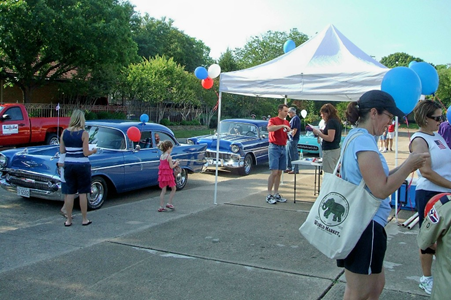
{"left": 63, "top": 130, "right": 89, "bottom": 164}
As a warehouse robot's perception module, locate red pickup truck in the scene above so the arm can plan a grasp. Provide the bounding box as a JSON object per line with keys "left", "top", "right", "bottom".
{"left": 0, "top": 103, "right": 70, "bottom": 147}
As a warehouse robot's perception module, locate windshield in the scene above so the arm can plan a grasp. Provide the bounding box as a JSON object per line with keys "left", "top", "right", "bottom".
{"left": 219, "top": 122, "right": 258, "bottom": 136}
{"left": 86, "top": 126, "right": 126, "bottom": 150}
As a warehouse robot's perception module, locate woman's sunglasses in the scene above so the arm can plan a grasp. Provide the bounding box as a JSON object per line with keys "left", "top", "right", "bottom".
{"left": 428, "top": 115, "right": 443, "bottom": 122}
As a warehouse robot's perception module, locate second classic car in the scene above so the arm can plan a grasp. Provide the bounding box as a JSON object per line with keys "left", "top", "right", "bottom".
{"left": 186, "top": 119, "right": 269, "bottom": 175}
{"left": 0, "top": 120, "right": 207, "bottom": 209}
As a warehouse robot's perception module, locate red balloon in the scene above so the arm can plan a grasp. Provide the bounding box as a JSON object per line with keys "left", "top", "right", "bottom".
{"left": 424, "top": 193, "right": 451, "bottom": 217}
{"left": 202, "top": 77, "right": 214, "bottom": 89}
{"left": 127, "top": 126, "right": 141, "bottom": 142}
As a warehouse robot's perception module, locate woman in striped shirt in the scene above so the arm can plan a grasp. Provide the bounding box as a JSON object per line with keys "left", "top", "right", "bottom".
{"left": 60, "top": 110, "right": 97, "bottom": 227}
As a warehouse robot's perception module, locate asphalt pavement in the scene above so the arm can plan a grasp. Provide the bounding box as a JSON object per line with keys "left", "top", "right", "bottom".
{"left": 0, "top": 162, "right": 430, "bottom": 300}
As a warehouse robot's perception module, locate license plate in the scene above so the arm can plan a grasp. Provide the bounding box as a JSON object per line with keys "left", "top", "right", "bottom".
{"left": 17, "top": 186, "right": 30, "bottom": 198}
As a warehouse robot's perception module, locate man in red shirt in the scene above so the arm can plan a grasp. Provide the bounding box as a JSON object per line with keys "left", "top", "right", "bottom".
{"left": 266, "top": 104, "right": 291, "bottom": 204}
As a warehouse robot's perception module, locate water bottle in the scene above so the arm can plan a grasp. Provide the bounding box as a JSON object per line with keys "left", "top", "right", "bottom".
{"left": 300, "top": 149, "right": 303, "bottom": 160}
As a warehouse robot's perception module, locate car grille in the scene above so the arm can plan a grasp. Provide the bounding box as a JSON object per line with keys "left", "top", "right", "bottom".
{"left": 7, "top": 172, "right": 58, "bottom": 191}
{"left": 205, "top": 151, "right": 232, "bottom": 160}
{"left": 298, "top": 144, "right": 319, "bottom": 151}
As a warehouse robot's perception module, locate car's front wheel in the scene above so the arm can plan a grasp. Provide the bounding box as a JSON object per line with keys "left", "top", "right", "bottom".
{"left": 238, "top": 153, "right": 253, "bottom": 176}
{"left": 88, "top": 176, "right": 108, "bottom": 209}
{"left": 175, "top": 168, "right": 188, "bottom": 190}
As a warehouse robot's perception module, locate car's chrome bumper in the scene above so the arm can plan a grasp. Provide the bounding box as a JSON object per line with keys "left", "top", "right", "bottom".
{"left": 0, "top": 179, "right": 64, "bottom": 201}
{"left": 205, "top": 157, "right": 244, "bottom": 169}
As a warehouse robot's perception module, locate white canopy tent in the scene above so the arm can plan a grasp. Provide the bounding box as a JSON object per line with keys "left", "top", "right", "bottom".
{"left": 219, "top": 24, "right": 389, "bottom": 101}
{"left": 212, "top": 24, "right": 394, "bottom": 205}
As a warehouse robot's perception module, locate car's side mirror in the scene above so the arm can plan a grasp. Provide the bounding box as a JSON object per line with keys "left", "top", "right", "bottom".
{"left": 1, "top": 114, "right": 10, "bottom": 121}
{"left": 134, "top": 145, "right": 141, "bottom": 152}
{"left": 261, "top": 134, "right": 266, "bottom": 139}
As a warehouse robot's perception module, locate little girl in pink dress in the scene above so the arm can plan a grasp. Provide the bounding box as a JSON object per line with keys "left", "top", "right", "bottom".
{"left": 157, "top": 140, "right": 179, "bottom": 212}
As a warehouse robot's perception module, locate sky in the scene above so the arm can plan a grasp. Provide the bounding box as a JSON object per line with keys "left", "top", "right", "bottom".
{"left": 129, "top": 0, "right": 450, "bottom": 66}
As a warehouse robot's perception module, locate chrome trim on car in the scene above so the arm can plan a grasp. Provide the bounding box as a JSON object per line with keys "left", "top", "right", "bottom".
{"left": 0, "top": 178, "right": 63, "bottom": 201}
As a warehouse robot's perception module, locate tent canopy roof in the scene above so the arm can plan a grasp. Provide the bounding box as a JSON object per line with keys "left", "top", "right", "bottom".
{"left": 219, "top": 24, "right": 389, "bottom": 101}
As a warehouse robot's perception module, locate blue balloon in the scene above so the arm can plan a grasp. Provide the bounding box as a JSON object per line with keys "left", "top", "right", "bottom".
{"left": 410, "top": 62, "right": 439, "bottom": 95}
{"left": 447, "top": 106, "right": 451, "bottom": 123}
{"left": 408, "top": 61, "right": 417, "bottom": 68}
{"left": 194, "top": 67, "right": 208, "bottom": 80}
{"left": 283, "top": 40, "right": 296, "bottom": 53}
{"left": 140, "top": 114, "right": 149, "bottom": 123}
{"left": 381, "top": 67, "right": 422, "bottom": 115}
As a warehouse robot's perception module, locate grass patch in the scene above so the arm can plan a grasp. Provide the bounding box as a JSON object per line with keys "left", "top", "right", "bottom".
{"left": 173, "top": 128, "right": 213, "bottom": 138}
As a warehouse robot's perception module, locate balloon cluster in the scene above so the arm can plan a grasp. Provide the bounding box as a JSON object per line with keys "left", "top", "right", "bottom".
{"left": 194, "top": 64, "right": 221, "bottom": 89}
{"left": 283, "top": 40, "right": 296, "bottom": 53}
{"left": 381, "top": 62, "right": 439, "bottom": 116}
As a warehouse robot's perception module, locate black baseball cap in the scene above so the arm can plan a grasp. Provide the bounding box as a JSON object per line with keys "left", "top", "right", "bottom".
{"left": 358, "top": 90, "right": 405, "bottom": 118}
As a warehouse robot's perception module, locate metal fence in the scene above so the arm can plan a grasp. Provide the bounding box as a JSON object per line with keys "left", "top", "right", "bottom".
{"left": 23, "top": 102, "right": 201, "bottom": 123}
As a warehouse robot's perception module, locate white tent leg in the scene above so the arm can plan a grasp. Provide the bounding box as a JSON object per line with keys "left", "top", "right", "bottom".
{"left": 213, "top": 92, "right": 223, "bottom": 205}
{"left": 394, "top": 116, "right": 399, "bottom": 222}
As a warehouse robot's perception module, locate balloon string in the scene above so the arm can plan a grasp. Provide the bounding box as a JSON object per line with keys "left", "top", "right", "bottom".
{"left": 402, "top": 115, "right": 416, "bottom": 212}
{"left": 213, "top": 89, "right": 219, "bottom": 112}
{"left": 433, "top": 95, "right": 447, "bottom": 112}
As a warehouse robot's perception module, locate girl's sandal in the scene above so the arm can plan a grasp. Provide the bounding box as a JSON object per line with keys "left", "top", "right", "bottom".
{"left": 166, "top": 204, "right": 175, "bottom": 209}
{"left": 158, "top": 207, "right": 166, "bottom": 212}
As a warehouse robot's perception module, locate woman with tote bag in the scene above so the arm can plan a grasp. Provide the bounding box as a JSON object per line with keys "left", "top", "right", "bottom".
{"left": 338, "top": 90, "right": 428, "bottom": 299}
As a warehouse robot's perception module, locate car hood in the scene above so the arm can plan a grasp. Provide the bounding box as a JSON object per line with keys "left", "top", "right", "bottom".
{"left": 2, "top": 145, "right": 60, "bottom": 177}
{"left": 194, "top": 134, "right": 256, "bottom": 150}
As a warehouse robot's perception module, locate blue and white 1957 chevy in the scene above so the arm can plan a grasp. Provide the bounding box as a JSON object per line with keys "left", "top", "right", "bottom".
{"left": 186, "top": 119, "right": 269, "bottom": 175}
{"left": 0, "top": 120, "right": 207, "bottom": 209}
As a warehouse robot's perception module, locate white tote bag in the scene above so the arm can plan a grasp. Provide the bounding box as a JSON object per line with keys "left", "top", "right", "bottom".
{"left": 299, "top": 133, "right": 382, "bottom": 259}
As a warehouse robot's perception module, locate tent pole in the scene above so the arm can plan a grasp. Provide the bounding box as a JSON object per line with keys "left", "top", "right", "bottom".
{"left": 394, "top": 116, "right": 399, "bottom": 222}
{"left": 213, "top": 92, "right": 223, "bottom": 205}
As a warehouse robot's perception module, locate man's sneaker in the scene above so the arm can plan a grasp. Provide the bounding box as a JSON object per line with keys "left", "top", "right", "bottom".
{"left": 419, "top": 276, "right": 433, "bottom": 295}
{"left": 274, "top": 193, "right": 287, "bottom": 203}
{"left": 266, "top": 194, "right": 276, "bottom": 204}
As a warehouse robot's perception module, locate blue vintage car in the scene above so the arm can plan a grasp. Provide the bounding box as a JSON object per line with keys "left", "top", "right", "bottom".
{"left": 297, "top": 131, "right": 345, "bottom": 155}
{"left": 297, "top": 131, "right": 322, "bottom": 155}
{"left": 186, "top": 119, "right": 269, "bottom": 175}
{"left": 0, "top": 120, "right": 207, "bottom": 209}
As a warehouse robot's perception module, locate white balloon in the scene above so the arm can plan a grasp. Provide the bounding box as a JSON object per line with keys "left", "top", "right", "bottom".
{"left": 208, "top": 64, "right": 221, "bottom": 79}
{"left": 301, "top": 109, "right": 307, "bottom": 118}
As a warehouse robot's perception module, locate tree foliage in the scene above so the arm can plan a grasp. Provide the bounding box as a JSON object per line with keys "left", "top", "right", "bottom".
{"left": 218, "top": 48, "right": 239, "bottom": 72}
{"left": 379, "top": 52, "right": 423, "bottom": 68}
{"left": 436, "top": 65, "right": 451, "bottom": 107}
{"left": 119, "top": 56, "right": 200, "bottom": 123}
{"left": 132, "top": 15, "right": 213, "bottom": 72}
{"left": 233, "top": 28, "right": 309, "bottom": 69}
{"left": 0, "top": 0, "right": 138, "bottom": 103}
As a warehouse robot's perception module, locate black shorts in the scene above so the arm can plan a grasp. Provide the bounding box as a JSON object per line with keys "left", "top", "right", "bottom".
{"left": 64, "top": 163, "right": 92, "bottom": 194}
{"left": 61, "top": 181, "right": 68, "bottom": 195}
{"left": 337, "top": 220, "right": 387, "bottom": 275}
{"left": 415, "top": 190, "right": 441, "bottom": 227}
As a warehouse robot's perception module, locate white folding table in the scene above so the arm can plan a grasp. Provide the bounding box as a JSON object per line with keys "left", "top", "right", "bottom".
{"left": 291, "top": 159, "right": 323, "bottom": 203}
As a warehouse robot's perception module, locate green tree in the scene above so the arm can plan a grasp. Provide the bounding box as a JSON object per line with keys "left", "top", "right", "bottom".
{"left": 132, "top": 15, "right": 212, "bottom": 72}
{"left": 218, "top": 48, "right": 239, "bottom": 72}
{"left": 436, "top": 64, "right": 451, "bottom": 107}
{"left": 379, "top": 52, "right": 423, "bottom": 68}
{"left": 234, "top": 28, "right": 309, "bottom": 69}
{"left": 0, "top": 0, "right": 138, "bottom": 103}
{"left": 119, "top": 56, "right": 199, "bottom": 123}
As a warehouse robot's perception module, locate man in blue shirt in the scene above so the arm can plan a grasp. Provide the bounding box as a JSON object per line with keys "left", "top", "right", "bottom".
{"left": 286, "top": 107, "right": 301, "bottom": 174}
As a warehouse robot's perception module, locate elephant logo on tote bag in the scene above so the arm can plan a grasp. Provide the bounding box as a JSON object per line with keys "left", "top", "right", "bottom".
{"left": 318, "top": 192, "right": 349, "bottom": 226}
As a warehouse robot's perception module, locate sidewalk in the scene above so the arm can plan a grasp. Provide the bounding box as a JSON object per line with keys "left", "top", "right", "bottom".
{"left": 0, "top": 129, "right": 429, "bottom": 299}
